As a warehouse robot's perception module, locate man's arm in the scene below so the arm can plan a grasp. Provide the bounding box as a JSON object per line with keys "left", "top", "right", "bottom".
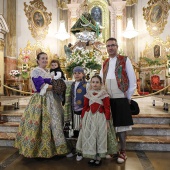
{"left": 126, "top": 58, "right": 137, "bottom": 99}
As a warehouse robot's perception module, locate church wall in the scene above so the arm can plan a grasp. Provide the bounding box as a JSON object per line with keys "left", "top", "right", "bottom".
{"left": 16, "top": 0, "right": 60, "bottom": 56}
{"left": 135, "top": 0, "right": 170, "bottom": 91}
{"left": 136, "top": 0, "right": 170, "bottom": 60}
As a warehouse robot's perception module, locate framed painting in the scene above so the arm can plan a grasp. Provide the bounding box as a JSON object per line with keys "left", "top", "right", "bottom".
{"left": 143, "top": 0, "right": 170, "bottom": 37}
{"left": 24, "top": 0, "right": 52, "bottom": 40}
{"left": 150, "top": 4, "right": 163, "bottom": 24}
{"left": 91, "top": 6, "right": 102, "bottom": 26}
{"left": 33, "top": 11, "right": 45, "bottom": 28}
{"left": 154, "top": 45, "right": 161, "bottom": 58}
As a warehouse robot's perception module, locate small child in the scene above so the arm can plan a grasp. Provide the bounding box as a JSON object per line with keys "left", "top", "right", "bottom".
{"left": 76, "top": 75, "right": 118, "bottom": 166}
{"left": 50, "top": 59, "right": 66, "bottom": 80}
{"left": 50, "top": 60, "right": 66, "bottom": 105}
{"left": 66, "top": 66, "right": 89, "bottom": 161}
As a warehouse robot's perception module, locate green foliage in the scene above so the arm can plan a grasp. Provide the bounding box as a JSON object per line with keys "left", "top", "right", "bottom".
{"left": 166, "top": 55, "right": 170, "bottom": 60}
{"left": 143, "top": 57, "right": 161, "bottom": 66}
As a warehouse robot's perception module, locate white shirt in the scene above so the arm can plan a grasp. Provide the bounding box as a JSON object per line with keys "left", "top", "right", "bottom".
{"left": 100, "top": 56, "right": 136, "bottom": 99}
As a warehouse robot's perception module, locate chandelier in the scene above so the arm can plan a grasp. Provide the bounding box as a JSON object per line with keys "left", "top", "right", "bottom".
{"left": 123, "top": 18, "right": 138, "bottom": 39}
{"left": 55, "top": 20, "right": 70, "bottom": 41}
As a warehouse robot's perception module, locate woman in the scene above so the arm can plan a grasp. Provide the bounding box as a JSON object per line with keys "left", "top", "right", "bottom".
{"left": 15, "top": 52, "right": 69, "bottom": 158}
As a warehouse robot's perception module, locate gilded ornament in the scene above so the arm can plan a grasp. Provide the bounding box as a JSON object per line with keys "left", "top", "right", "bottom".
{"left": 143, "top": 0, "right": 170, "bottom": 37}
{"left": 139, "top": 37, "right": 170, "bottom": 68}
{"left": 77, "top": 89, "right": 82, "bottom": 93}
{"left": 116, "top": 15, "right": 122, "bottom": 20}
{"left": 0, "top": 41, "right": 5, "bottom": 51}
{"left": 24, "top": 0, "right": 52, "bottom": 41}
{"left": 76, "top": 100, "right": 82, "bottom": 105}
{"left": 88, "top": 0, "right": 110, "bottom": 42}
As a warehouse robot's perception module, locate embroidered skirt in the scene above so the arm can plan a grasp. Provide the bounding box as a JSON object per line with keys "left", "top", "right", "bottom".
{"left": 15, "top": 92, "right": 69, "bottom": 158}
{"left": 76, "top": 111, "right": 118, "bottom": 159}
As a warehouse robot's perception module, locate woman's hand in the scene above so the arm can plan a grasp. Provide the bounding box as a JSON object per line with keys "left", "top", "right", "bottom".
{"left": 47, "top": 85, "right": 53, "bottom": 91}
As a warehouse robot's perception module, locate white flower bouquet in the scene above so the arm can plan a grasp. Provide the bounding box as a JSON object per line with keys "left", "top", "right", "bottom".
{"left": 9, "top": 70, "right": 21, "bottom": 78}
{"left": 65, "top": 49, "right": 101, "bottom": 77}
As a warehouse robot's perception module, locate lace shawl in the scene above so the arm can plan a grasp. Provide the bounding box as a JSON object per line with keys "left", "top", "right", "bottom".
{"left": 31, "top": 67, "right": 51, "bottom": 91}
{"left": 84, "top": 89, "right": 109, "bottom": 106}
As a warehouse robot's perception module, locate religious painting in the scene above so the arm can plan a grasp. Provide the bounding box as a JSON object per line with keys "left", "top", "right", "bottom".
{"left": 91, "top": 6, "right": 102, "bottom": 26}
{"left": 154, "top": 45, "right": 161, "bottom": 58}
{"left": 33, "top": 11, "right": 45, "bottom": 27}
{"left": 143, "top": 0, "right": 170, "bottom": 37}
{"left": 88, "top": 0, "right": 109, "bottom": 42}
{"left": 24, "top": 0, "right": 52, "bottom": 40}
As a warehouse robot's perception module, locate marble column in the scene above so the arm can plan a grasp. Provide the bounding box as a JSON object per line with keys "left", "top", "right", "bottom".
{"left": 67, "top": 3, "right": 80, "bottom": 44}
{"left": 110, "top": 1, "right": 126, "bottom": 49}
{"left": 108, "top": 6, "right": 115, "bottom": 38}
{"left": 0, "top": 15, "right": 9, "bottom": 95}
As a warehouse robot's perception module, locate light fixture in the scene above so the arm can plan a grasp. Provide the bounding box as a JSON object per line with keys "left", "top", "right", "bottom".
{"left": 123, "top": 18, "right": 138, "bottom": 39}
{"left": 55, "top": 20, "right": 70, "bottom": 41}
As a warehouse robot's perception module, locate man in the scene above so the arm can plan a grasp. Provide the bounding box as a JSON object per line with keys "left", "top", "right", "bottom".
{"left": 100, "top": 38, "right": 136, "bottom": 163}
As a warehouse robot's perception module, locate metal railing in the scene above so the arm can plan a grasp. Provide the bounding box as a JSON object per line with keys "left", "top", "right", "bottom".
{"left": 2, "top": 83, "right": 170, "bottom": 98}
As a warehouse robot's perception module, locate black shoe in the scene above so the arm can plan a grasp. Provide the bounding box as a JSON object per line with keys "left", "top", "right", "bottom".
{"left": 88, "top": 159, "right": 95, "bottom": 165}
{"left": 94, "top": 160, "right": 102, "bottom": 166}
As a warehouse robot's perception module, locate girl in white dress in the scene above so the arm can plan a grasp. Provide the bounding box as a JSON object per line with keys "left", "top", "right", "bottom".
{"left": 76, "top": 75, "right": 118, "bottom": 166}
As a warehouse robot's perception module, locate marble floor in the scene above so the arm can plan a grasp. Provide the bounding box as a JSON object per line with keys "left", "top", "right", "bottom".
{"left": 0, "top": 95, "right": 170, "bottom": 170}
{"left": 0, "top": 147, "right": 170, "bottom": 170}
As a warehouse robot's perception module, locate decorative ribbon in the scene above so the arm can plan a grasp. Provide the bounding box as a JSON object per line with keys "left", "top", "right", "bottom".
{"left": 80, "top": 15, "right": 100, "bottom": 37}
{"left": 118, "top": 65, "right": 122, "bottom": 82}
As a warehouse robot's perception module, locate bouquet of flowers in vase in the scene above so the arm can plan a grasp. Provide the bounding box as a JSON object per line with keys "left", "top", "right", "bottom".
{"left": 65, "top": 49, "right": 102, "bottom": 78}
{"left": 9, "top": 70, "right": 21, "bottom": 78}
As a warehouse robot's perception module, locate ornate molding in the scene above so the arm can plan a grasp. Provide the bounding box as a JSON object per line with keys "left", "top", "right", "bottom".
{"left": 89, "top": 0, "right": 110, "bottom": 42}
{"left": 139, "top": 36, "right": 170, "bottom": 68}
{"left": 143, "top": 0, "right": 170, "bottom": 37}
{"left": 24, "top": 0, "right": 52, "bottom": 41}
{"left": 18, "top": 41, "right": 54, "bottom": 69}
{"left": 0, "top": 41, "right": 5, "bottom": 51}
{"left": 126, "top": 0, "right": 138, "bottom": 6}
{"left": 0, "top": 14, "right": 9, "bottom": 40}
{"left": 116, "top": 15, "right": 122, "bottom": 20}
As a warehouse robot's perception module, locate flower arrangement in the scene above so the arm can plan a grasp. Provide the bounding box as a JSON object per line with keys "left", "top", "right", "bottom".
{"left": 9, "top": 70, "right": 21, "bottom": 78}
{"left": 65, "top": 49, "right": 101, "bottom": 77}
{"left": 21, "top": 64, "right": 30, "bottom": 79}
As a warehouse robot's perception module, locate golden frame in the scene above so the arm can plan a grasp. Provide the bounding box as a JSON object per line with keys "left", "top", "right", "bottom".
{"left": 143, "top": 0, "right": 170, "bottom": 37}
{"left": 139, "top": 36, "right": 170, "bottom": 68}
{"left": 24, "top": 0, "right": 52, "bottom": 41}
{"left": 88, "top": 0, "right": 109, "bottom": 42}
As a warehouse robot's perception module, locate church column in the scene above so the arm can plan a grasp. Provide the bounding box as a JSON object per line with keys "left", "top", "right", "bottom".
{"left": 108, "top": 6, "right": 115, "bottom": 38}
{"left": 67, "top": 3, "right": 80, "bottom": 44}
{"left": 0, "top": 15, "right": 9, "bottom": 95}
{"left": 110, "top": 1, "right": 126, "bottom": 49}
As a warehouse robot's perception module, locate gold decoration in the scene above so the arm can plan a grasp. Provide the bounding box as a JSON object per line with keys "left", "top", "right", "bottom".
{"left": 0, "top": 41, "right": 5, "bottom": 51}
{"left": 126, "top": 0, "right": 138, "bottom": 6}
{"left": 89, "top": 0, "right": 110, "bottom": 42}
{"left": 77, "top": 89, "right": 82, "bottom": 93}
{"left": 139, "top": 36, "right": 170, "bottom": 68}
{"left": 18, "top": 41, "right": 55, "bottom": 69}
{"left": 76, "top": 100, "right": 82, "bottom": 105}
{"left": 24, "top": 0, "right": 52, "bottom": 41}
{"left": 143, "top": 0, "right": 170, "bottom": 37}
{"left": 116, "top": 15, "right": 122, "bottom": 20}
{"left": 57, "top": 0, "right": 70, "bottom": 10}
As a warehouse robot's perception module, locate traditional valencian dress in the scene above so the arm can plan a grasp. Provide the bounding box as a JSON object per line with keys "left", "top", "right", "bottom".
{"left": 76, "top": 89, "right": 118, "bottom": 159}
{"left": 15, "top": 67, "right": 69, "bottom": 158}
